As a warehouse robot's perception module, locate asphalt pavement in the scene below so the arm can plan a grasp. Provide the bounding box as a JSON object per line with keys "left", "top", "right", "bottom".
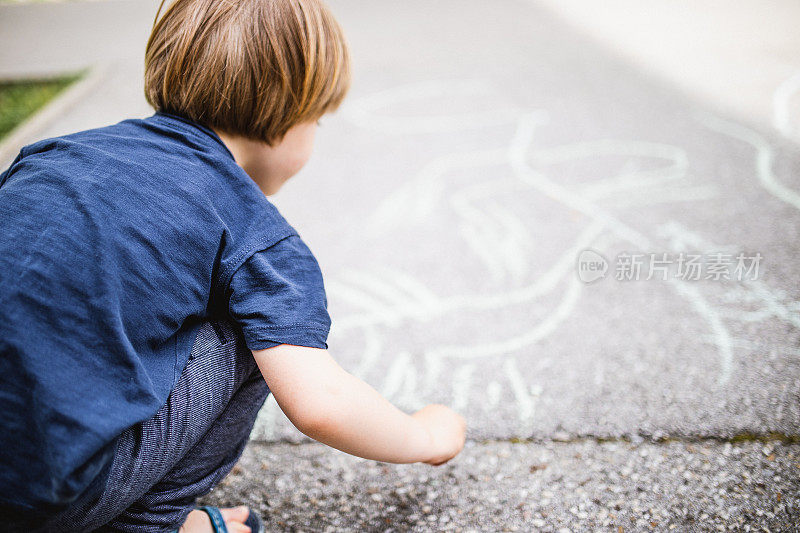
{"left": 199, "top": 439, "right": 800, "bottom": 532}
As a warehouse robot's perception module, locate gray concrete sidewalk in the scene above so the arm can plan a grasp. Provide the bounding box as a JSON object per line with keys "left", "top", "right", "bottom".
{"left": 0, "top": 0, "right": 159, "bottom": 79}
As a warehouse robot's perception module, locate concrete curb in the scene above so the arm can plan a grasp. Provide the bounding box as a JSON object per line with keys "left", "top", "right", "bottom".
{"left": 0, "top": 63, "right": 113, "bottom": 168}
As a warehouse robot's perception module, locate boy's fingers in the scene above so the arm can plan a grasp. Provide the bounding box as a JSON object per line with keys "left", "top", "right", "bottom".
{"left": 228, "top": 524, "right": 252, "bottom": 533}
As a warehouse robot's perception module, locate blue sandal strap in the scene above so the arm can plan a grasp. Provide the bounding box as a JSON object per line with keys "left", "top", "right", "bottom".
{"left": 198, "top": 506, "right": 228, "bottom": 533}
{"left": 244, "top": 507, "right": 264, "bottom": 533}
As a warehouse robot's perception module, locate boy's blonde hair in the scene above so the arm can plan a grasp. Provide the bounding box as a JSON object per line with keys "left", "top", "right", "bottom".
{"left": 144, "top": 0, "right": 351, "bottom": 146}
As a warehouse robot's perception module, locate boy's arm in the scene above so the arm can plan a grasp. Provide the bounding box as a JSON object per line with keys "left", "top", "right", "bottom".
{"left": 252, "top": 344, "right": 464, "bottom": 465}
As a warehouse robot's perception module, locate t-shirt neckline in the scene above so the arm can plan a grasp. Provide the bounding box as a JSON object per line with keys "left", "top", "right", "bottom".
{"left": 151, "top": 111, "right": 236, "bottom": 163}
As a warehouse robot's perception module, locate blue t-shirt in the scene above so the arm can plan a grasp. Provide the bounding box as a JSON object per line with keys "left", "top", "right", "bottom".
{"left": 0, "top": 111, "right": 332, "bottom": 517}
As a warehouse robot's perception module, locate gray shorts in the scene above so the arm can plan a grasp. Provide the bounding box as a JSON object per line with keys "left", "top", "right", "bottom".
{"left": 38, "top": 320, "right": 270, "bottom": 532}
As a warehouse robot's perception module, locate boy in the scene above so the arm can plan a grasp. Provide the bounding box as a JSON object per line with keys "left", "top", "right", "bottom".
{"left": 0, "top": 0, "right": 466, "bottom": 531}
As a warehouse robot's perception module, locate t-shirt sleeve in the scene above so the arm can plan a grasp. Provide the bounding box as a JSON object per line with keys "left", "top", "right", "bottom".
{"left": 226, "top": 234, "right": 332, "bottom": 351}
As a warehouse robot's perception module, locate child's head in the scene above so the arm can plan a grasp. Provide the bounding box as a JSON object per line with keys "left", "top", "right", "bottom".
{"left": 144, "top": 0, "right": 351, "bottom": 192}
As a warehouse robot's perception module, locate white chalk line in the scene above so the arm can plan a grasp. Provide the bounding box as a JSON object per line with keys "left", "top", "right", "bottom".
{"left": 504, "top": 357, "right": 542, "bottom": 431}
{"left": 380, "top": 351, "right": 426, "bottom": 409}
{"left": 599, "top": 185, "right": 719, "bottom": 208}
{"left": 483, "top": 200, "right": 533, "bottom": 284}
{"left": 671, "top": 283, "right": 734, "bottom": 385}
{"left": 374, "top": 266, "right": 441, "bottom": 314}
{"left": 451, "top": 180, "right": 514, "bottom": 283}
{"left": 533, "top": 138, "right": 719, "bottom": 207}
{"left": 510, "top": 113, "right": 652, "bottom": 247}
{"left": 340, "top": 268, "right": 422, "bottom": 312}
{"left": 450, "top": 177, "right": 535, "bottom": 284}
{"left": 579, "top": 162, "right": 682, "bottom": 201}
{"left": 660, "top": 221, "right": 800, "bottom": 331}
{"left": 486, "top": 381, "right": 503, "bottom": 409}
{"left": 773, "top": 71, "right": 800, "bottom": 137}
{"left": 701, "top": 335, "right": 800, "bottom": 358}
{"left": 656, "top": 220, "right": 739, "bottom": 254}
{"left": 326, "top": 280, "right": 403, "bottom": 328}
{"left": 718, "top": 283, "right": 800, "bottom": 330}
{"left": 532, "top": 137, "right": 689, "bottom": 164}
{"left": 451, "top": 363, "right": 476, "bottom": 413}
{"left": 698, "top": 112, "right": 800, "bottom": 212}
{"left": 342, "top": 79, "right": 522, "bottom": 134}
{"left": 349, "top": 325, "right": 382, "bottom": 380}
{"left": 425, "top": 271, "right": 582, "bottom": 360}
{"left": 364, "top": 147, "right": 508, "bottom": 238}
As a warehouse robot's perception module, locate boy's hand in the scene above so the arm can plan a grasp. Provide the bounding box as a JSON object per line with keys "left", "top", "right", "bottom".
{"left": 411, "top": 404, "right": 466, "bottom": 466}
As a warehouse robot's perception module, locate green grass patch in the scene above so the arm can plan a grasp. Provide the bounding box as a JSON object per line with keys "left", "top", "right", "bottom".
{"left": 0, "top": 71, "right": 84, "bottom": 141}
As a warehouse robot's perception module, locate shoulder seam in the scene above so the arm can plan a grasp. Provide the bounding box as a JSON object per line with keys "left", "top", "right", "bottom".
{"left": 218, "top": 228, "right": 300, "bottom": 294}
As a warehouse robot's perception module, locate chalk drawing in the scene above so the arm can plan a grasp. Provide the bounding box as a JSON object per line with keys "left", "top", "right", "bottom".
{"left": 256, "top": 79, "right": 798, "bottom": 438}
{"left": 773, "top": 71, "right": 800, "bottom": 138}
{"left": 510, "top": 113, "right": 735, "bottom": 385}
{"left": 332, "top": 87, "right": 739, "bottom": 420}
